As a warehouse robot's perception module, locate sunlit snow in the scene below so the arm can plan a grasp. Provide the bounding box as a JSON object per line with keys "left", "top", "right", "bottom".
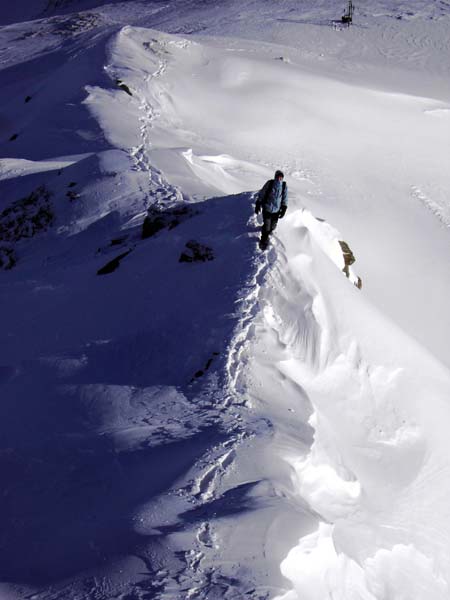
{"left": 1, "top": 1, "right": 450, "bottom": 599}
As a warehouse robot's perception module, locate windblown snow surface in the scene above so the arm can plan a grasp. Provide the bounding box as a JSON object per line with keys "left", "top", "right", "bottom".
{"left": 1, "top": 1, "right": 450, "bottom": 599}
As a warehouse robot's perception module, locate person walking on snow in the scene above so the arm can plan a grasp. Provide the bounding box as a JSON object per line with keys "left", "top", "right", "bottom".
{"left": 255, "top": 170, "right": 288, "bottom": 250}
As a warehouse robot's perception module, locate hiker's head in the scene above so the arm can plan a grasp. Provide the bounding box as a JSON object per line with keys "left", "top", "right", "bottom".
{"left": 275, "top": 170, "right": 284, "bottom": 181}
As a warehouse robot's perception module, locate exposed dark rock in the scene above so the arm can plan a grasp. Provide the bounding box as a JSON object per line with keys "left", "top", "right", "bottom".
{"left": 97, "top": 249, "right": 132, "bottom": 275}
{"left": 111, "top": 236, "right": 128, "bottom": 246}
{"left": 142, "top": 215, "right": 166, "bottom": 238}
{"left": 96, "top": 236, "right": 129, "bottom": 255}
{"left": 68, "top": 182, "right": 77, "bottom": 188}
{"left": 191, "top": 351, "right": 220, "bottom": 381}
{"left": 0, "top": 246, "right": 16, "bottom": 270}
{"left": 31, "top": 206, "right": 53, "bottom": 229}
{"left": 40, "top": 9, "right": 101, "bottom": 35}
{"left": 25, "top": 96, "right": 32, "bottom": 103}
{"left": 179, "top": 240, "right": 214, "bottom": 263}
{"left": 66, "top": 190, "right": 80, "bottom": 201}
{"left": 9, "top": 134, "right": 18, "bottom": 141}
{"left": 142, "top": 204, "right": 196, "bottom": 239}
{"left": 143, "top": 39, "right": 170, "bottom": 54}
{"left": 338, "top": 240, "right": 362, "bottom": 289}
{"left": 0, "top": 186, "right": 53, "bottom": 244}
{"left": 339, "top": 240, "right": 356, "bottom": 268}
{"left": 116, "top": 79, "right": 132, "bottom": 96}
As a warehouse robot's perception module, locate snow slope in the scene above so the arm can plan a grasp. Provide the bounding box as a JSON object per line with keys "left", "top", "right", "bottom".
{"left": 1, "top": 1, "right": 450, "bottom": 599}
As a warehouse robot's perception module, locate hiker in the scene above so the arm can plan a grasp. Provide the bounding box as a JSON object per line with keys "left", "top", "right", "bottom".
{"left": 254, "top": 170, "right": 288, "bottom": 250}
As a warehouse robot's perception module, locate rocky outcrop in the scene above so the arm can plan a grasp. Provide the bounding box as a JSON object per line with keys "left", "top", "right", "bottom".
{"left": 339, "top": 240, "right": 362, "bottom": 289}
{"left": 179, "top": 240, "right": 214, "bottom": 263}
{"left": 0, "top": 246, "right": 16, "bottom": 270}
{"left": 191, "top": 351, "right": 220, "bottom": 381}
{"left": 0, "top": 185, "right": 53, "bottom": 244}
{"left": 142, "top": 204, "right": 196, "bottom": 239}
{"left": 116, "top": 79, "right": 132, "bottom": 96}
{"left": 97, "top": 249, "right": 132, "bottom": 275}
{"left": 339, "top": 240, "right": 355, "bottom": 272}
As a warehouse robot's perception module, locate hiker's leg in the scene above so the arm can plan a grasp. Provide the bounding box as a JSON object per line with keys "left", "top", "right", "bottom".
{"left": 270, "top": 212, "right": 280, "bottom": 233}
{"left": 261, "top": 211, "right": 271, "bottom": 243}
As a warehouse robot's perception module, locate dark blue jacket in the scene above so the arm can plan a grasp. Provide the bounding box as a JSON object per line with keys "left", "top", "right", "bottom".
{"left": 258, "top": 179, "right": 288, "bottom": 213}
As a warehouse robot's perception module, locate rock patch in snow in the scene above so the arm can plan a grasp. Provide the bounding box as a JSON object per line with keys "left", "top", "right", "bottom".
{"left": 116, "top": 78, "right": 133, "bottom": 96}
{"left": 97, "top": 249, "right": 132, "bottom": 275}
{"left": 192, "top": 351, "right": 220, "bottom": 381}
{"left": 339, "top": 239, "right": 362, "bottom": 288}
{"left": 66, "top": 190, "right": 80, "bottom": 200}
{"left": 142, "top": 203, "right": 196, "bottom": 239}
{"left": 0, "top": 246, "right": 16, "bottom": 270}
{"left": 0, "top": 185, "right": 53, "bottom": 245}
{"left": 179, "top": 240, "right": 214, "bottom": 263}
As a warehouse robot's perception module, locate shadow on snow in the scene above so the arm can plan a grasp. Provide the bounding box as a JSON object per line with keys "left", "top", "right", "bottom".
{"left": 0, "top": 191, "right": 260, "bottom": 585}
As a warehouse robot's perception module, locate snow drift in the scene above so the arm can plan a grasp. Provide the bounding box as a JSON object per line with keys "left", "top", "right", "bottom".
{"left": 1, "top": 1, "right": 450, "bottom": 599}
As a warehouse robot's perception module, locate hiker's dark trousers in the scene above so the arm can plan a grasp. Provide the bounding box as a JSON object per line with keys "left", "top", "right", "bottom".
{"left": 261, "top": 210, "right": 279, "bottom": 243}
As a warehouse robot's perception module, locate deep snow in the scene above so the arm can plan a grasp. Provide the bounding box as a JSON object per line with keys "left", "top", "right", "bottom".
{"left": 1, "top": 1, "right": 450, "bottom": 599}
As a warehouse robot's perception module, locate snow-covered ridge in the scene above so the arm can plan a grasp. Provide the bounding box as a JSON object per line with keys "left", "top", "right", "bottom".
{"left": 85, "top": 22, "right": 450, "bottom": 600}
{"left": 1, "top": 3, "right": 450, "bottom": 599}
